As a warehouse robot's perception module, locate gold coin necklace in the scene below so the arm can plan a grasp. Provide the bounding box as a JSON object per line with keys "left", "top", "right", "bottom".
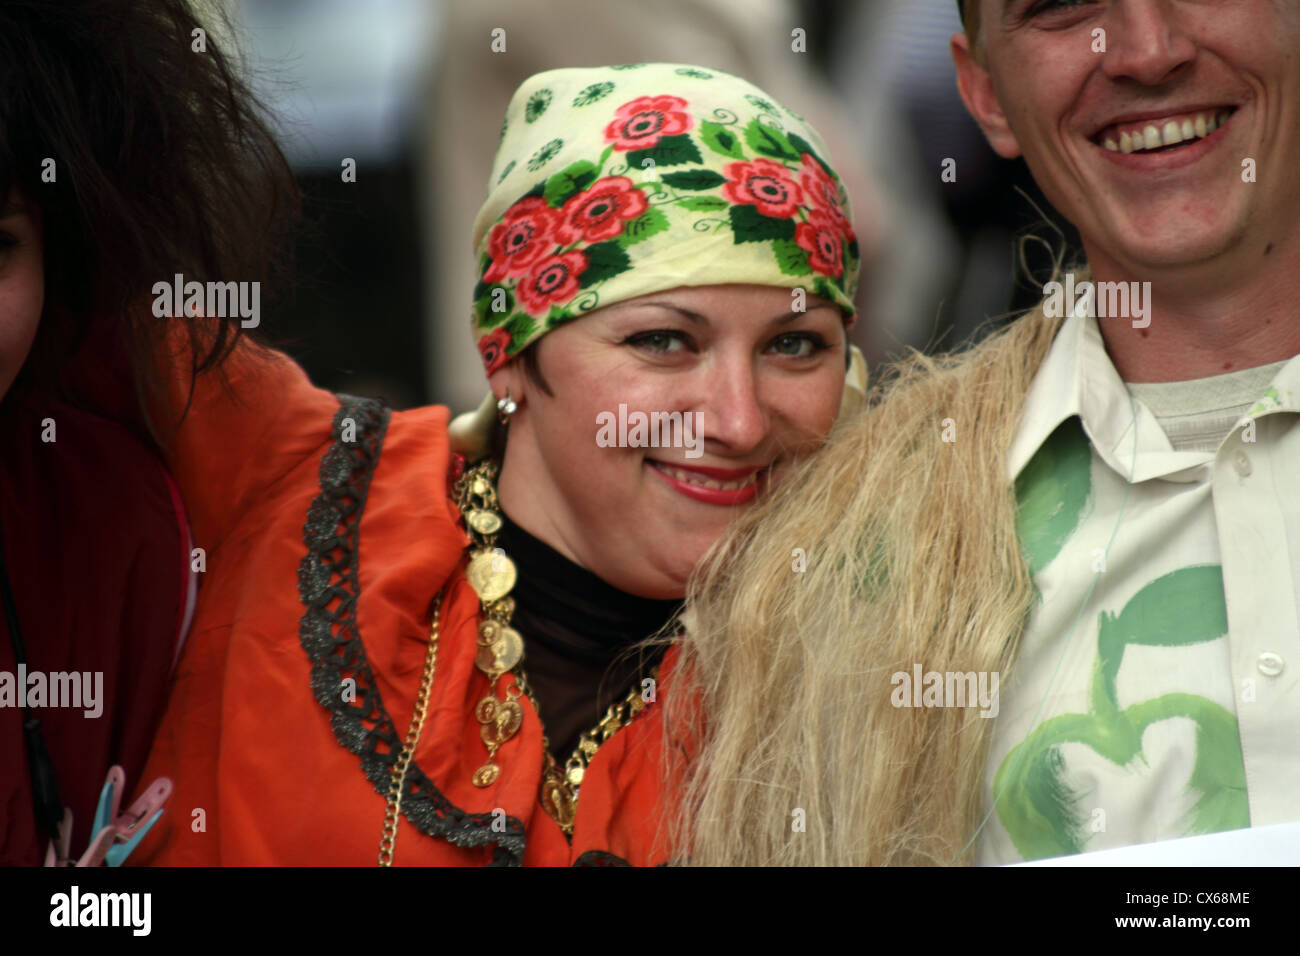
{"left": 379, "top": 457, "right": 663, "bottom": 862}
{"left": 455, "top": 458, "right": 659, "bottom": 835}
{"left": 457, "top": 459, "right": 527, "bottom": 789}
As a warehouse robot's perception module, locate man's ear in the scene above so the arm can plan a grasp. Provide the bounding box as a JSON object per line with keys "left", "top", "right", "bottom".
{"left": 952, "top": 32, "right": 1022, "bottom": 160}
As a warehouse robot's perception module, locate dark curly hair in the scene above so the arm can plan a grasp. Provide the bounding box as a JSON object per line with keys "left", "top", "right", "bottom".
{"left": 0, "top": 0, "right": 298, "bottom": 436}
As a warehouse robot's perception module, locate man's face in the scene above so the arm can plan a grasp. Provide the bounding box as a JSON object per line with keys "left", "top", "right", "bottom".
{"left": 954, "top": 0, "right": 1300, "bottom": 274}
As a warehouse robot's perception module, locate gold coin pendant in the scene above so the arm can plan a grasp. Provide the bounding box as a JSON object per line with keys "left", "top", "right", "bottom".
{"left": 465, "top": 509, "right": 503, "bottom": 535}
{"left": 490, "top": 626, "right": 524, "bottom": 673}
{"left": 474, "top": 644, "right": 500, "bottom": 676}
{"left": 467, "top": 549, "right": 516, "bottom": 603}
{"left": 494, "top": 698, "right": 524, "bottom": 738}
{"left": 477, "top": 619, "right": 500, "bottom": 645}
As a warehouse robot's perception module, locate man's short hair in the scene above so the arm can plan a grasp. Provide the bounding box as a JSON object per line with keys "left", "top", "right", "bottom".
{"left": 959, "top": 0, "right": 984, "bottom": 60}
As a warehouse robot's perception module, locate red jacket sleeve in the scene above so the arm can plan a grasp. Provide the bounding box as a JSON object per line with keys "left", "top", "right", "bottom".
{"left": 150, "top": 325, "right": 342, "bottom": 554}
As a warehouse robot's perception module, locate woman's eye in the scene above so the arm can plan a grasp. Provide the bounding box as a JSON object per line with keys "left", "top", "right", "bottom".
{"left": 626, "top": 330, "right": 691, "bottom": 354}
{"left": 768, "top": 333, "right": 825, "bottom": 358}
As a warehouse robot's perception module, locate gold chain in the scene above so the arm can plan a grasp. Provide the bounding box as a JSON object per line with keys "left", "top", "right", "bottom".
{"left": 514, "top": 664, "right": 659, "bottom": 796}
{"left": 377, "top": 594, "right": 441, "bottom": 866}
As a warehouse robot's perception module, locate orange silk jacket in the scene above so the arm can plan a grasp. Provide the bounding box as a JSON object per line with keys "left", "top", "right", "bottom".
{"left": 132, "top": 336, "right": 680, "bottom": 866}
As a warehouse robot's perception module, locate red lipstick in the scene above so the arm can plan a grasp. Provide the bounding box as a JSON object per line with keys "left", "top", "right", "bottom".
{"left": 645, "top": 460, "right": 765, "bottom": 506}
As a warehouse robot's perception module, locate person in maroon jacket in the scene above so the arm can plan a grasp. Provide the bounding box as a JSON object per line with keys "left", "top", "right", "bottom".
{"left": 0, "top": 0, "right": 297, "bottom": 864}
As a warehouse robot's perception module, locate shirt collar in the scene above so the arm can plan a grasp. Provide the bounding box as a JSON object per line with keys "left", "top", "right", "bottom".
{"left": 1243, "top": 367, "right": 1300, "bottom": 419}
{"left": 1007, "top": 300, "right": 1300, "bottom": 485}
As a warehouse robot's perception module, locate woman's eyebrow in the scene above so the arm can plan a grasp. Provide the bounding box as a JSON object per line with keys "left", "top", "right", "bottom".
{"left": 0, "top": 197, "right": 29, "bottom": 219}
{"left": 632, "top": 301, "right": 709, "bottom": 325}
{"left": 625, "top": 300, "right": 837, "bottom": 325}
{"left": 774, "top": 305, "right": 837, "bottom": 325}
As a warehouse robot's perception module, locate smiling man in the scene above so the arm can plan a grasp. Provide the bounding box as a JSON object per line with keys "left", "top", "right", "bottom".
{"left": 948, "top": 0, "right": 1300, "bottom": 864}
{"left": 953, "top": 0, "right": 1300, "bottom": 381}
{"left": 671, "top": 0, "right": 1300, "bottom": 866}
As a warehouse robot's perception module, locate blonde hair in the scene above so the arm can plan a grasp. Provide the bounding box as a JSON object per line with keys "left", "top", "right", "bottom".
{"left": 662, "top": 296, "right": 1069, "bottom": 866}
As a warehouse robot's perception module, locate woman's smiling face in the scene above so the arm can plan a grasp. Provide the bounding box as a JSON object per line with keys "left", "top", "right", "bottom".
{"left": 0, "top": 186, "right": 43, "bottom": 402}
{"left": 493, "top": 283, "right": 849, "bottom": 599}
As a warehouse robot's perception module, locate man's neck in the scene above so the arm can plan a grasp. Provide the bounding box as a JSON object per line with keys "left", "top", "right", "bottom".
{"left": 1084, "top": 234, "right": 1300, "bottom": 384}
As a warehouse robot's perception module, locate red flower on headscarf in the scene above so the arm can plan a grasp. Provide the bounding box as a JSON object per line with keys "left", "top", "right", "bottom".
{"left": 795, "top": 209, "right": 847, "bottom": 279}
{"left": 722, "top": 157, "right": 805, "bottom": 219}
{"left": 517, "top": 250, "right": 587, "bottom": 315}
{"left": 799, "top": 153, "right": 848, "bottom": 227}
{"left": 555, "top": 177, "right": 649, "bottom": 244}
{"left": 604, "top": 95, "right": 692, "bottom": 151}
{"left": 477, "top": 327, "right": 512, "bottom": 375}
{"left": 484, "top": 197, "right": 559, "bottom": 282}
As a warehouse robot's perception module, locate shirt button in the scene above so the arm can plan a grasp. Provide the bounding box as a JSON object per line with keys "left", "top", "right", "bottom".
{"left": 1234, "top": 450, "right": 1252, "bottom": 477}
{"left": 1258, "top": 652, "right": 1284, "bottom": 677}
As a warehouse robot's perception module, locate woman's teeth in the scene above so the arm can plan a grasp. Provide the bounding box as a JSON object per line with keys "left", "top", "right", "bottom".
{"left": 649, "top": 461, "right": 760, "bottom": 490}
{"left": 1099, "top": 108, "right": 1234, "bottom": 154}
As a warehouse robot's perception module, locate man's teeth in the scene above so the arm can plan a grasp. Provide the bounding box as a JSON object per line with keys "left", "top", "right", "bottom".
{"left": 651, "top": 461, "right": 759, "bottom": 490}
{"left": 1101, "top": 109, "right": 1232, "bottom": 153}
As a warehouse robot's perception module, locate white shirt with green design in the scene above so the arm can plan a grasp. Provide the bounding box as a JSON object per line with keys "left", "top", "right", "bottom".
{"left": 976, "top": 303, "right": 1300, "bottom": 865}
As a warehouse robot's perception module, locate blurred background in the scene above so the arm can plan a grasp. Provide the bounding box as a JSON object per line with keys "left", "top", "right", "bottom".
{"left": 226, "top": 0, "right": 1081, "bottom": 413}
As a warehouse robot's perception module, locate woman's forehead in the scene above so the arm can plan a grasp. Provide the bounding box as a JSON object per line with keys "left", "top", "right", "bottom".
{"left": 0, "top": 186, "right": 31, "bottom": 219}
{"left": 606, "top": 285, "right": 838, "bottom": 313}
{"left": 586, "top": 289, "right": 841, "bottom": 332}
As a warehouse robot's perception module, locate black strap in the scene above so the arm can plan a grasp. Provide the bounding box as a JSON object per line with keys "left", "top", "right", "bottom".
{"left": 0, "top": 521, "right": 65, "bottom": 842}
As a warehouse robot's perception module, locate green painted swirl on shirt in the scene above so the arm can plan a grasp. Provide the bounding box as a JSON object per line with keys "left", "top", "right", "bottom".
{"left": 994, "top": 565, "right": 1249, "bottom": 860}
{"left": 1015, "top": 418, "right": 1093, "bottom": 579}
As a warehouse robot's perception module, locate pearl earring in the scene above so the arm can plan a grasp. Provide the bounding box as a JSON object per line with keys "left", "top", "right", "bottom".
{"left": 496, "top": 391, "right": 518, "bottom": 424}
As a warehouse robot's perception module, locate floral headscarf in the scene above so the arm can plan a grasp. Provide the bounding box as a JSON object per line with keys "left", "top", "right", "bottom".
{"left": 470, "top": 63, "right": 861, "bottom": 375}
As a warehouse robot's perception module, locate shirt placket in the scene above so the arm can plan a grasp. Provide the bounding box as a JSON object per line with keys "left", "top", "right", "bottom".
{"left": 1211, "top": 411, "right": 1300, "bottom": 826}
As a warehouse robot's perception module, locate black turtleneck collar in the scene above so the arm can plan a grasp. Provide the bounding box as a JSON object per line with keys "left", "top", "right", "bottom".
{"left": 494, "top": 510, "right": 682, "bottom": 767}
{"left": 496, "top": 510, "right": 683, "bottom": 665}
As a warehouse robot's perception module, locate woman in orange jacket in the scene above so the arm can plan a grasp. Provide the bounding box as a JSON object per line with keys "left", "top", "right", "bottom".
{"left": 133, "top": 61, "right": 866, "bottom": 866}
{"left": 0, "top": 0, "right": 296, "bottom": 865}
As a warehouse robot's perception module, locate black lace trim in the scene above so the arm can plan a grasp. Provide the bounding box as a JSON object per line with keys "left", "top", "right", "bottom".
{"left": 296, "top": 395, "right": 526, "bottom": 866}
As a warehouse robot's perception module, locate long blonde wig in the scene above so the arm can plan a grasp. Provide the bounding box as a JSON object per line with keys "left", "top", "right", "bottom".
{"left": 664, "top": 298, "right": 1068, "bottom": 866}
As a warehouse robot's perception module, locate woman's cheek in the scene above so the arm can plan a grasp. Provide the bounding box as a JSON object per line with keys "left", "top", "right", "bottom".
{"left": 0, "top": 265, "right": 45, "bottom": 400}
{"left": 784, "top": 371, "right": 845, "bottom": 444}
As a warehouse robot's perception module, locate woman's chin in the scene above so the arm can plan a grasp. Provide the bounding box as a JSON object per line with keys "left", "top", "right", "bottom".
{"left": 604, "top": 540, "right": 697, "bottom": 600}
